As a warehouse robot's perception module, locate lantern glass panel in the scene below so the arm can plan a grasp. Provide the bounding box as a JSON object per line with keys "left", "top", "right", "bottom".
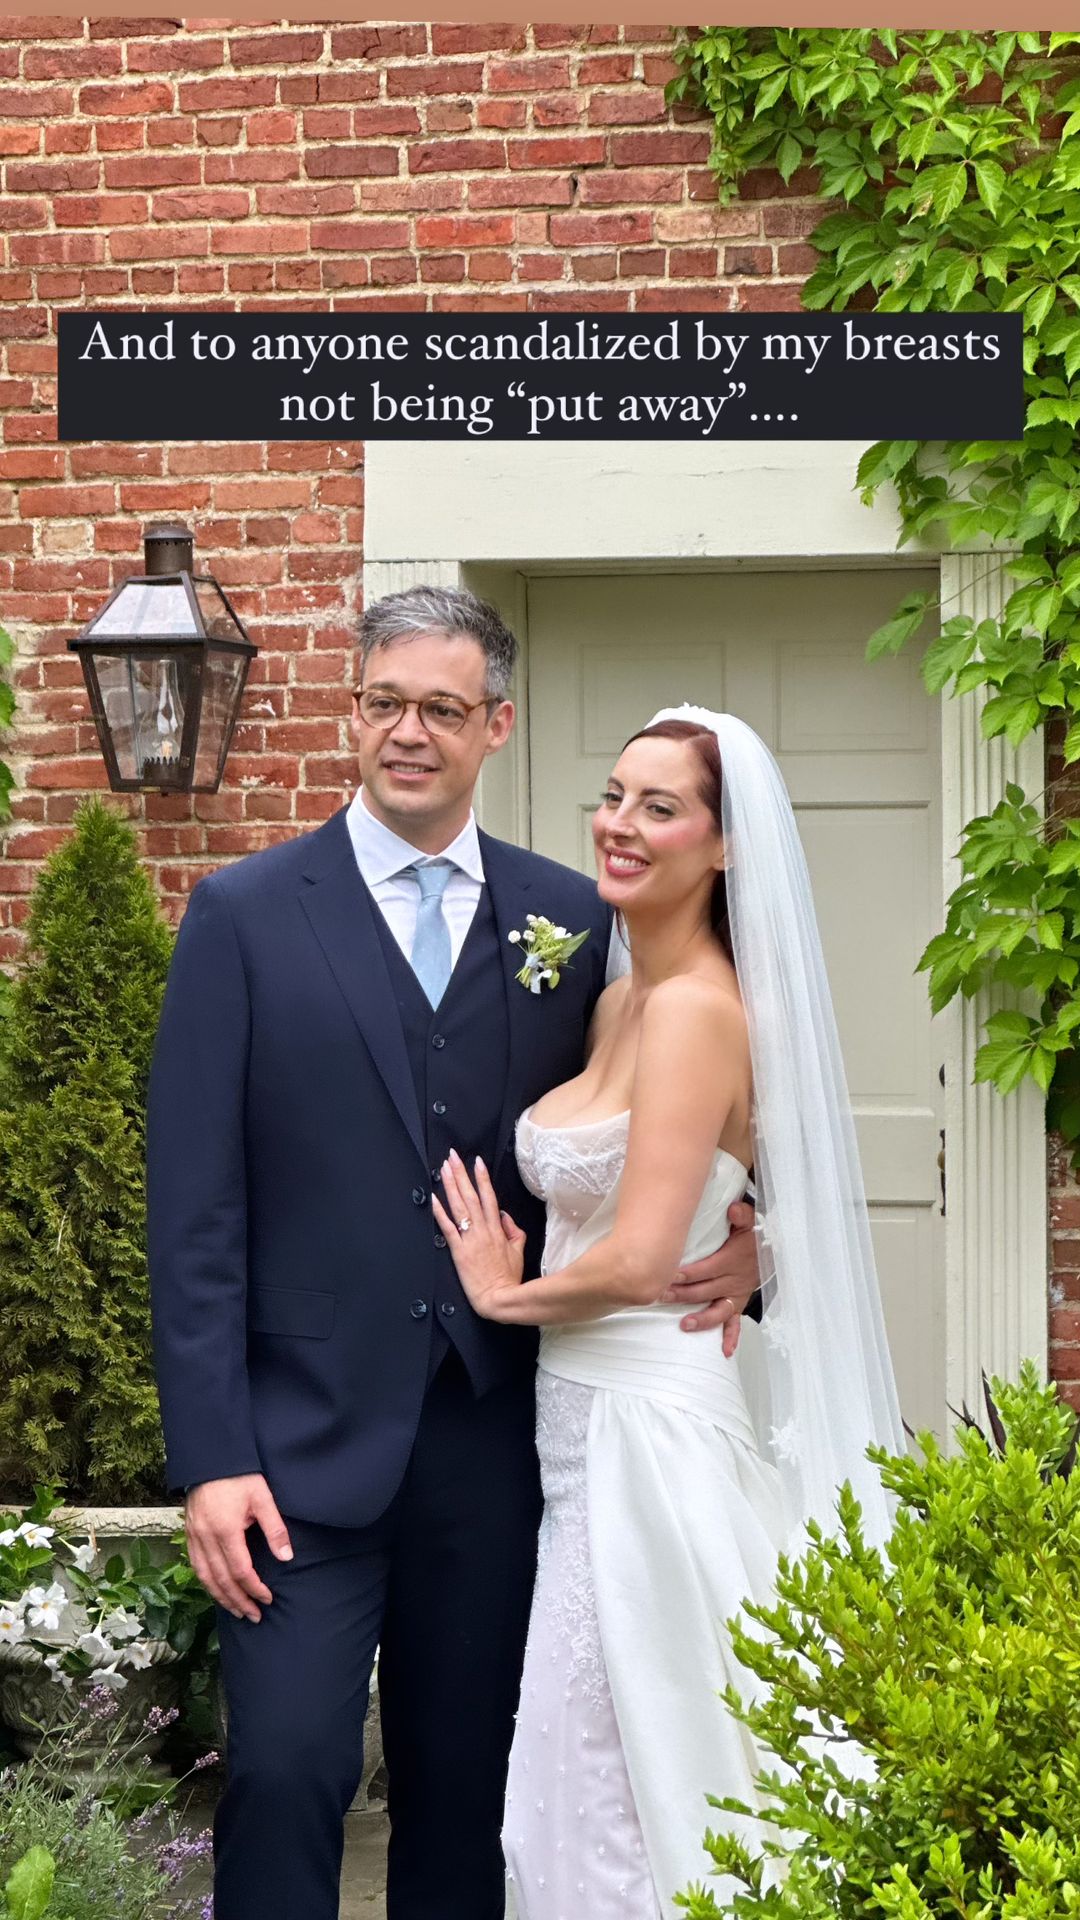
{"left": 193, "top": 647, "right": 247, "bottom": 788}
{"left": 91, "top": 649, "right": 192, "bottom": 786}
{"left": 85, "top": 580, "right": 199, "bottom": 639}
{"left": 193, "top": 578, "right": 242, "bottom": 642}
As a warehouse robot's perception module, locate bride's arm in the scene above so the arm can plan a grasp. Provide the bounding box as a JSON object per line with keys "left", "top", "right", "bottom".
{"left": 436, "top": 977, "right": 750, "bottom": 1325}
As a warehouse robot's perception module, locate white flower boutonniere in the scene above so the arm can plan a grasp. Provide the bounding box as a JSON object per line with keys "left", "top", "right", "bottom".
{"left": 507, "top": 914, "right": 589, "bottom": 994}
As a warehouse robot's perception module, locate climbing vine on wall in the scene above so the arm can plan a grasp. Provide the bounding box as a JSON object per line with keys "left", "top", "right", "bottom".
{"left": 671, "top": 29, "right": 1080, "bottom": 1152}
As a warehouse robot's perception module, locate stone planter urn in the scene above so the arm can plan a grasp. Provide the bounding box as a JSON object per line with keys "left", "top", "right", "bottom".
{"left": 0, "top": 1503, "right": 185, "bottom": 1780}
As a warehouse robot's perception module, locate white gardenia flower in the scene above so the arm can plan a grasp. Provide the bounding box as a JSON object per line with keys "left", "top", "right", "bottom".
{"left": 507, "top": 930, "right": 521, "bottom": 944}
{"left": 43, "top": 1653, "right": 74, "bottom": 1691}
{"left": 76, "top": 1629, "right": 114, "bottom": 1664}
{"left": 101, "top": 1608, "right": 143, "bottom": 1643}
{"left": 0, "top": 1530, "right": 17, "bottom": 1548}
{"left": 123, "top": 1639, "right": 154, "bottom": 1670}
{"left": 25, "top": 1584, "right": 67, "bottom": 1631}
{"left": 68, "top": 1543, "right": 96, "bottom": 1573}
{"left": 95, "top": 1665, "right": 129, "bottom": 1693}
{"left": 0, "top": 1607, "right": 26, "bottom": 1645}
{"left": 17, "top": 1524, "right": 55, "bottom": 1549}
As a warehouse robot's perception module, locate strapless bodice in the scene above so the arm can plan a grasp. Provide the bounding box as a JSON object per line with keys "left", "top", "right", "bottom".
{"left": 515, "top": 1107, "right": 759, "bottom": 1445}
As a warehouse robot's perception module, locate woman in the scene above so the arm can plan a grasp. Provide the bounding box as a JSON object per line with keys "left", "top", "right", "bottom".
{"left": 433, "top": 708, "right": 903, "bottom": 1918}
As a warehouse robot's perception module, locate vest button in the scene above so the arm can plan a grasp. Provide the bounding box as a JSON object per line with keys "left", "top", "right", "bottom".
{"left": 411, "top": 1186, "right": 426, "bottom": 1207}
{"left": 432, "top": 1100, "right": 446, "bottom": 1116}
{"left": 409, "top": 1299, "right": 428, "bottom": 1320}
{"left": 432, "top": 1034, "right": 446, "bottom": 1049}
{"left": 440, "top": 1301, "right": 456, "bottom": 1318}
{"left": 434, "top": 1233, "right": 447, "bottom": 1250}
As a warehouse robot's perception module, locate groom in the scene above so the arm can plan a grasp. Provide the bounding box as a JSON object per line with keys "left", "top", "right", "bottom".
{"left": 148, "top": 584, "right": 759, "bottom": 1920}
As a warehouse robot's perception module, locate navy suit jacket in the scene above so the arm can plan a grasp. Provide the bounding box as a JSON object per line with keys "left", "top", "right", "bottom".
{"left": 147, "top": 809, "right": 611, "bottom": 1528}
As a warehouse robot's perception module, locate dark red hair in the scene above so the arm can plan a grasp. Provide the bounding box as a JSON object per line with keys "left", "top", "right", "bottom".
{"left": 621, "top": 719, "right": 733, "bottom": 963}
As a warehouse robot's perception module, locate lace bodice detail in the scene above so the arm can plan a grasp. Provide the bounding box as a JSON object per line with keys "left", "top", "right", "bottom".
{"left": 515, "top": 1105, "right": 748, "bottom": 1279}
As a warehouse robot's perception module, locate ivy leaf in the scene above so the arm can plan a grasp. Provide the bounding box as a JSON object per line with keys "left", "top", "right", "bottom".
{"left": 980, "top": 692, "right": 1042, "bottom": 744}
{"left": 776, "top": 132, "right": 803, "bottom": 181}
{"left": 3, "top": 1848, "right": 56, "bottom": 1920}
{"left": 973, "top": 157, "right": 1005, "bottom": 215}
{"left": 931, "top": 161, "right": 969, "bottom": 221}
{"left": 974, "top": 1034, "right": 1038, "bottom": 1094}
{"left": 867, "top": 590, "right": 934, "bottom": 659}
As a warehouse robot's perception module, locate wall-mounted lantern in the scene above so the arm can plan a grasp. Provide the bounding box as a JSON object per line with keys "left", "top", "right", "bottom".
{"left": 69, "top": 522, "right": 256, "bottom": 793}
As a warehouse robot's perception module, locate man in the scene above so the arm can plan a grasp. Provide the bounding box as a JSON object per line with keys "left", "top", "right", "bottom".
{"left": 148, "top": 585, "right": 758, "bottom": 1920}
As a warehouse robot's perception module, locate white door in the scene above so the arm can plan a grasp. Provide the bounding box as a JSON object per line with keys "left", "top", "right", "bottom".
{"left": 525, "top": 569, "right": 945, "bottom": 1439}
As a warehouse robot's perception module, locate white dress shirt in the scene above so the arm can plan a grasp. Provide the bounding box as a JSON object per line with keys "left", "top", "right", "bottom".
{"left": 346, "top": 788, "right": 484, "bottom": 969}
{"left": 345, "top": 786, "right": 628, "bottom": 985}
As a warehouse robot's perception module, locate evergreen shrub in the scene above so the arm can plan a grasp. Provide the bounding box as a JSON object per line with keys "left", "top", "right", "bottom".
{"left": 680, "top": 1366, "right": 1080, "bottom": 1920}
{"left": 0, "top": 802, "right": 173, "bottom": 1502}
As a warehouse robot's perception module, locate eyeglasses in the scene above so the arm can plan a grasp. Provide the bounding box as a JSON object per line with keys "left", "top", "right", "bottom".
{"left": 353, "top": 687, "right": 498, "bottom": 738}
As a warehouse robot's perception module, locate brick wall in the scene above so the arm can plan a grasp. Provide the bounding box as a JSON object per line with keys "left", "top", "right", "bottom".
{"left": 0, "top": 16, "right": 1070, "bottom": 1396}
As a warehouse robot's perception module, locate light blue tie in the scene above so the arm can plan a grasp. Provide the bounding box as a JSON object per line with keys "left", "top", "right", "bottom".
{"left": 408, "top": 859, "right": 454, "bottom": 1008}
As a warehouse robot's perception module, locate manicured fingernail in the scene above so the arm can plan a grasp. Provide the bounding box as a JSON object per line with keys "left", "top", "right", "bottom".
{"left": 476, "top": 1155, "right": 486, "bottom": 1171}
{"left": 450, "top": 1147, "right": 461, "bottom": 1163}
{"left": 684, "top": 1318, "right": 698, "bottom": 1331}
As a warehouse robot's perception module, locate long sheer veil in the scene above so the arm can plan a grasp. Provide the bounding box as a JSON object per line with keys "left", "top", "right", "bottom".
{"left": 649, "top": 706, "right": 904, "bottom": 1548}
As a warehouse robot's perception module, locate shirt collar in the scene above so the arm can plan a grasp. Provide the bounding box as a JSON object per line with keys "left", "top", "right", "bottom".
{"left": 346, "top": 787, "right": 484, "bottom": 888}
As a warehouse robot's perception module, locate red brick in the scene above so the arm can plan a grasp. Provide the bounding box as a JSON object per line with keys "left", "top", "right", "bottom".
{"left": 609, "top": 130, "right": 711, "bottom": 164}
{"left": 152, "top": 188, "right": 250, "bottom": 221}
{"left": 490, "top": 56, "right": 570, "bottom": 91}
{"left": 1, "top": 16, "right": 84, "bottom": 35}
{"left": 69, "top": 445, "right": 163, "bottom": 477}
{"left": 635, "top": 286, "right": 733, "bottom": 312}
{"left": 178, "top": 77, "right": 276, "bottom": 112}
{"left": 10, "top": 231, "right": 104, "bottom": 265}
{"left": 320, "top": 259, "right": 371, "bottom": 290}
{"left": 178, "top": 264, "right": 225, "bottom": 294}
{"left": 0, "top": 122, "right": 41, "bottom": 154}
{"left": 571, "top": 251, "right": 617, "bottom": 281}
{"left": 23, "top": 44, "right": 124, "bottom": 80}
{"left": 246, "top": 110, "right": 298, "bottom": 147}
{"left": 300, "top": 107, "right": 351, "bottom": 141}
{"left": 230, "top": 32, "right": 325, "bottom": 66}
{"left": 309, "top": 74, "right": 380, "bottom": 106}
{"left": 330, "top": 25, "right": 428, "bottom": 60}
{"left": 309, "top": 217, "right": 411, "bottom": 250}
{"left": 386, "top": 59, "right": 484, "bottom": 97}
{"left": 109, "top": 227, "right": 209, "bottom": 261}
{"left": 6, "top": 158, "right": 100, "bottom": 192}
{"left": 92, "top": 121, "right": 145, "bottom": 153}
{"left": 478, "top": 98, "right": 527, "bottom": 130}
{"left": 533, "top": 94, "right": 583, "bottom": 129}
{"left": 424, "top": 102, "right": 474, "bottom": 135}
{"left": 431, "top": 24, "right": 526, "bottom": 53}
{"left": 103, "top": 152, "right": 200, "bottom": 190}
{"left": 578, "top": 166, "right": 681, "bottom": 204}
{"left": 467, "top": 174, "right": 573, "bottom": 210}
{"left": 350, "top": 105, "right": 422, "bottom": 138}
{"left": 415, "top": 213, "right": 514, "bottom": 248}
{"left": 361, "top": 178, "right": 463, "bottom": 213}
{"left": 53, "top": 192, "right": 148, "bottom": 226}
{"left": 306, "top": 146, "right": 400, "bottom": 180}
{"left": 44, "top": 122, "right": 92, "bottom": 153}
{"left": 126, "top": 38, "right": 226, "bottom": 73}
{"left": 550, "top": 210, "right": 652, "bottom": 245}
{"left": 0, "top": 84, "right": 74, "bottom": 117}
{"left": 210, "top": 222, "right": 307, "bottom": 257}
{"left": 618, "top": 247, "right": 665, "bottom": 276}
{"left": 733, "top": 282, "right": 806, "bottom": 312}
{"left": 725, "top": 244, "right": 774, "bottom": 276}
{"left": 670, "top": 246, "right": 719, "bottom": 278}
{"left": 578, "top": 54, "right": 634, "bottom": 83}
{"left": 508, "top": 134, "right": 605, "bottom": 168}
{"left": 195, "top": 116, "right": 242, "bottom": 148}
{"left": 256, "top": 184, "right": 354, "bottom": 219}
{"left": 148, "top": 116, "right": 196, "bottom": 147}
{"left": 1, "top": 196, "right": 48, "bottom": 229}
{"left": 587, "top": 87, "right": 666, "bottom": 125}
{"left": 410, "top": 138, "right": 505, "bottom": 175}
{"left": 80, "top": 80, "right": 174, "bottom": 115}
{"left": 762, "top": 202, "right": 826, "bottom": 239}
{"left": 204, "top": 153, "right": 300, "bottom": 185}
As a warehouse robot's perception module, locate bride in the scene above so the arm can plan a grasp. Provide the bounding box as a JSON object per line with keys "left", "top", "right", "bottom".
{"left": 432, "top": 708, "right": 904, "bottom": 1917}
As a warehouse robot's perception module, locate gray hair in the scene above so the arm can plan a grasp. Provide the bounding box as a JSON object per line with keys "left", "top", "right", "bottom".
{"left": 358, "top": 585, "right": 517, "bottom": 700}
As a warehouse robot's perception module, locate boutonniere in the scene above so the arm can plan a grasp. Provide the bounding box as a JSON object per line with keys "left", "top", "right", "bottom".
{"left": 507, "top": 914, "right": 589, "bottom": 994}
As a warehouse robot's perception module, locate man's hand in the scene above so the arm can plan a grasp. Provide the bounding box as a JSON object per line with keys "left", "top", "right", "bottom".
{"left": 185, "top": 1474, "right": 293, "bottom": 1623}
{"left": 660, "top": 1200, "right": 759, "bottom": 1355}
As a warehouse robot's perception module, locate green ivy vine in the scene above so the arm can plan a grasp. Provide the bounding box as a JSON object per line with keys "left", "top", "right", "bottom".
{"left": 670, "top": 28, "right": 1080, "bottom": 1154}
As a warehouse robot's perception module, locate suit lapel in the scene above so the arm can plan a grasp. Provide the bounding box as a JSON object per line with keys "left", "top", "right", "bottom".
{"left": 299, "top": 811, "right": 427, "bottom": 1170}
{"left": 479, "top": 831, "right": 537, "bottom": 1171}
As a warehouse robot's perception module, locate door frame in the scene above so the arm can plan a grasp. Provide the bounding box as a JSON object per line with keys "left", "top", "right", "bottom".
{"left": 362, "top": 440, "right": 1047, "bottom": 1426}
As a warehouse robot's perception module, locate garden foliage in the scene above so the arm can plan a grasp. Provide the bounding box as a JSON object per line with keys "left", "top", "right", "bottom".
{"left": 677, "top": 1365, "right": 1080, "bottom": 1920}
{"left": 0, "top": 801, "right": 173, "bottom": 1501}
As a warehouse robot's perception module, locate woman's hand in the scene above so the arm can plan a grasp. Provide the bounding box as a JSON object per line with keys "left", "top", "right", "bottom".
{"left": 433, "top": 1150, "right": 527, "bottom": 1319}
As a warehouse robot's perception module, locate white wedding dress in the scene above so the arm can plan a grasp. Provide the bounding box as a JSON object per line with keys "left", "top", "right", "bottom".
{"left": 504, "top": 1107, "right": 788, "bottom": 1920}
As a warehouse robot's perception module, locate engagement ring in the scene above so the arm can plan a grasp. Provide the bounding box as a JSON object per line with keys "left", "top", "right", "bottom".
{"left": 458, "top": 1218, "right": 472, "bottom": 1233}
